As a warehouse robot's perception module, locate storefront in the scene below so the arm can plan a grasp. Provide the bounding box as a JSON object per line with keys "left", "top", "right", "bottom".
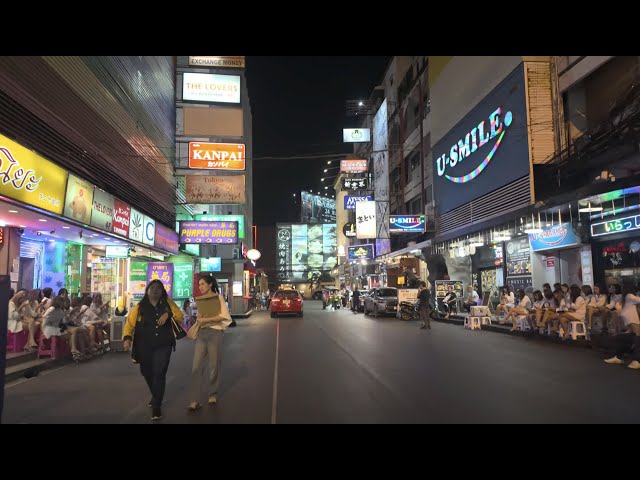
{"left": 0, "top": 132, "right": 179, "bottom": 310}
{"left": 590, "top": 206, "right": 640, "bottom": 289}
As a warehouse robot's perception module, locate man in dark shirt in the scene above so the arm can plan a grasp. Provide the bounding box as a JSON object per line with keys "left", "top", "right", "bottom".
{"left": 418, "top": 281, "right": 432, "bottom": 329}
{"left": 352, "top": 288, "right": 361, "bottom": 314}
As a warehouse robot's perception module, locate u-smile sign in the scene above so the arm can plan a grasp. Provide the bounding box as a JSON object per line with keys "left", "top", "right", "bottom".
{"left": 436, "top": 107, "right": 513, "bottom": 184}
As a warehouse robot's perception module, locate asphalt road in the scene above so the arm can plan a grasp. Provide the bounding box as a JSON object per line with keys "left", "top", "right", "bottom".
{"left": 3, "top": 301, "right": 640, "bottom": 423}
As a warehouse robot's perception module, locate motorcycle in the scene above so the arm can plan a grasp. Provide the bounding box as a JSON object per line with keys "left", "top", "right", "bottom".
{"left": 399, "top": 301, "right": 420, "bottom": 321}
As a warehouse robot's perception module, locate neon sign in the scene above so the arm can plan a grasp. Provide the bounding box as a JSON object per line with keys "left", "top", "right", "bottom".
{"left": 591, "top": 214, "right": 640, "bottom": 237}
{"left": 389, "top": 215, "right": 426, "bottom": 233}
{"left": 436, "top": 107, "right": 512, "bottom": 184}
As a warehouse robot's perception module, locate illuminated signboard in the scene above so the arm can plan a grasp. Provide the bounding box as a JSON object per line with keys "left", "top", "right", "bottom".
{"left": 188, "top": 56, "right": 245, "bottom": 68}
{"left": 154, "top": 223, "right": 180, "bottom": 254}
{"left": 179, "top": 221, "right": 238, "bottom": 244}
{"left": 0, "top": 133, "right": 68, "bottom": 215}
{"left": 195, "top": 214, "right": 245, "bottom": 239}
{"left": 200, "top": 257, "right": 222, "bottom": 272}
{"left": 182, "top": 72, "right": 240, "bottom": 104}
{"left": 342, "top": 177, "right": 368, "bottom": 191}
{"left": 112, "top": 199, "right": 130, "bottom": 238}
{"left": 90, "top": 189, "right": 115, "bottom": 232}
{"left": 344, "top": 195, "right": 372, "bottom": 210}
{"left": 591, "top": 214, "right": 640, "bottom": 237}
{"left": 276, "top": 224, "right": 337, "bottom": 282}
{"left": 301, "top": 191, "right": 336, "bottom": 223}
{"left": 343, "top": 128, "right": 371, "bottom": 143}
{"left": 432, "top": 64, "right": 529, "bottom": 214}
{"left": 64, "top": 174, "right": 95, "bottom": 223}
{"left": 340, "top": 159, "right": 368, "bottom": 173}
{"left": 355, "top": 200, "right": 376, "bottom": 239}
{"left": 528, "top": 222, "right": 579, "bottom": 251}
{"left": 105, "top": 246, "right": 129, "bottom": 258}
{"left": 147, "top": 263, "right": 173, "bottom": 295}
{"left": 188, "top": 142, "right": 245, "bottom": 171}
{"left": 185, "top": 175, "right": 246, "bottom": 204}
{"left": 347, "top": 244, "right": 375, "bottom": 261}
{"left": 389, "top": 215, "right": 426, "bottom": 233}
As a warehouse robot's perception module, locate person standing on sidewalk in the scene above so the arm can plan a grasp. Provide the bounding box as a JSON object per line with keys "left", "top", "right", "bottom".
{"left": 351, "top": 288, "right": 361, "bottom": 314}
{"left": 188, "top": 275, "right": 232, "bottom": 412}
{"left": 123, "top": 279, "right": 183, "bottom": 421}
{"left": 603, "top": 287, "right": 640, "bottom": 368}
{"left": 418, "top": 281, "right": 433, "bottom": 329}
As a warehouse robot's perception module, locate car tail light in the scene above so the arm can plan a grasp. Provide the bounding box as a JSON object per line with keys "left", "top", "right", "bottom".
{"left": 271, "top": 298, "right": 280, "bottom": 303}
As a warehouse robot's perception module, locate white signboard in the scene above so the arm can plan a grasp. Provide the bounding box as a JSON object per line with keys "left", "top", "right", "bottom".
{"left": 185, "top": 175, "right": 246, "bottom": 204}
{"left": 182, "top": 72, "right": 241, "bottom": 104}
{"left": 373, "top": 99, "right": 390, "bottom": 255}
{"left": 188, "top": 56, "right": 245, "bottom": 68}
{"left": 343, "top": 128, "right": 371, "bottom": 143}
{"left": 355, "top": 200, "right": 376, "bottom": 239}
{"left": 129, "top": 208, "right": 144, "bottom": 243}
{"left": 90, "top": 189, "right": 115, "bottom": 232}
{"left": 143, "top": 216, "right": 155, "bottom": 246}
{"left": 398, "top": 289, "right": 419, "bottom": 305}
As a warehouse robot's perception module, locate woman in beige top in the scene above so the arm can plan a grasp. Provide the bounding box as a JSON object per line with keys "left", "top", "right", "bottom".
{"left": 188, "top": 274, "right": 232, "bottom": 411}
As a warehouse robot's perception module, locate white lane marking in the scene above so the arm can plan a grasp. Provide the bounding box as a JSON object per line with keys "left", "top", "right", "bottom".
{"left": 271, "top": 318, "right": 280, "bottom": 424}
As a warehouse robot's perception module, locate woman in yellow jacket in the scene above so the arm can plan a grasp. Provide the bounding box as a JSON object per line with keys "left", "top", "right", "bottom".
{"left": 123, "top": 279, "right": 183, "bottom": 421}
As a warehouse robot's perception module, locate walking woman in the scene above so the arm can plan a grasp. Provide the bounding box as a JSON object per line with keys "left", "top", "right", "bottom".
{"left": 188, "top": 274, "right": 232, "bottom": 412}
{"left": 123, "top": 280, "right": 183, "bottom": 421}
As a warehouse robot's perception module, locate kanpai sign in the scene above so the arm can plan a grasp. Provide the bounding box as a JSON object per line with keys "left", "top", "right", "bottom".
{"left": 188, "top": 142, "right": 245, "bottom": 171}
{"left": 112, "top": 200, "right": 131, "bottom": 237}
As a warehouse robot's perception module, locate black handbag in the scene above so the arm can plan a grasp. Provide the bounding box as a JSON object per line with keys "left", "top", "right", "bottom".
{"left": 171, "top": 317, "right": 187, "bottom": 340}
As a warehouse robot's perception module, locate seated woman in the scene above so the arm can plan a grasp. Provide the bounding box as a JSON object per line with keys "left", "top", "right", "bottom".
{"left": 505, "top": 289, "right": 532, "bottom": 331}
{"left": 586, "top": 285, "right": 606, "bottom": 329}
{"left": 557, "top": 285, "right": 587, "bottom": 340}
{"left": 8, "top": 290, "right": 39, "bottom": 350}
{"left": 20, "top": 289, "right": 46, "bottom": 350}
{"left": 43, "top": 296, "right": 93, "bottom": 359}
{"left": 67, "top": 297, "right": 101, "bottom": 351}
{"left": 496, "top": 286, "right": 515, "bottom": 323}
{"left": 540, "top": 288, "right": 568, "bottom": 331}
{"left": 528, "top": 290, "right": 545, "bottom": 328}
{"left": 90, "top": 293, "right": 110, "bottom": 341}
{"left": 603, "top": 287, "right": 640, "bottom": 367}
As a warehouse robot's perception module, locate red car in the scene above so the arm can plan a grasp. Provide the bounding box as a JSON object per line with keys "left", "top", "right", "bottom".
{"left": 270, "top": 290, "right": 304, "bottom": 318}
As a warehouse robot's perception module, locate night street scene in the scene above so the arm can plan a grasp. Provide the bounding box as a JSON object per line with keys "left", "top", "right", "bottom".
{"left": 1, "top": 56, "right": 640, "bottom": 424}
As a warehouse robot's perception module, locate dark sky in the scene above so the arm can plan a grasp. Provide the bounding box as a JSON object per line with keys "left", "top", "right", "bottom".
{"left": 246, "top": 56, "right": 391, "bottom": 226}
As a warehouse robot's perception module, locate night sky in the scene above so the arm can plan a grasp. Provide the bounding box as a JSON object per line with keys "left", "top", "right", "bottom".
{"left": 246, "top": 56, "right": 391, "bottom": 227}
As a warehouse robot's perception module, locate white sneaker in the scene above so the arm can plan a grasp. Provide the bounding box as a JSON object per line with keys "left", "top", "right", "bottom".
{"left": 604, "top": 356, "right": 624, "bottom": 364}
{"left": 628, "top": 360, "right": 640, "bottom": 370}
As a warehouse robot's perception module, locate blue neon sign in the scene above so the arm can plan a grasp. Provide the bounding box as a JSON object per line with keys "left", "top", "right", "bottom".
{"left": 389, "top": 215, "right": 426, "bottom": 233}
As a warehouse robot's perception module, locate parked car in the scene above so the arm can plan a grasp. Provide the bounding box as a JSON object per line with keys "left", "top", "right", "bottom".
{"left": 354, "top": 289, "right": 369, "bottom": 312}
{"left": 270, "top": 289, "right": 304, "bottom": 318}
{"left": 363, "top": 287, "right": 398, "bottom": 317}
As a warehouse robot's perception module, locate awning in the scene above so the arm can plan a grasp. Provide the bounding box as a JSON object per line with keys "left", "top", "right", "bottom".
{"left": 378, "top": 239, "right": 432, "bottom": 262}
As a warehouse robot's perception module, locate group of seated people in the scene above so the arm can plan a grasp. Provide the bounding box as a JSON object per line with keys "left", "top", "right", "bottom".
{"left": 7, "top": 287, "right": 111, "bottom": 360}
{"left": 493, "top": 282, "right": 640, "bottom": 340}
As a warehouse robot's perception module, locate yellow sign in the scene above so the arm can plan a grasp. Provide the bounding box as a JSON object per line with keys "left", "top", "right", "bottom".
{"left": 397, "top": 276, "right": 405, "bottom": 285}
{"left": 0, "top": 134, "right": 68, "bottom": 214}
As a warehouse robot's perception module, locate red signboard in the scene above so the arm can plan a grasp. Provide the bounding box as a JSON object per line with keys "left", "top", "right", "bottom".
{"left": 112, "top": 200, "right": 131, "bottom": 238}
{"left": 340, "top": 159, "right": 368, "bottom": 173}
{"left": 545, "top": 256, "right": 556, "bottom": 268}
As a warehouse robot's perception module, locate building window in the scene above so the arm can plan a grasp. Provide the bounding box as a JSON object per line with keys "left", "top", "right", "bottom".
{"left": 405, "top": 148, "right": 421, "bottom": 183}
{"left": 424, "top": 184, "right": 433, "bottom": 204}
{"left": 405, "top": 196, "right": 423, "bottom": 214}
{"left": 391, "top": 167, "right": 400, "bottom": 193}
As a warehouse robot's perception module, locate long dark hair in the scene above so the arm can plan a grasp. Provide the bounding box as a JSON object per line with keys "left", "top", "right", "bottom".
{"left": 199, "top": 274, "right": 220, "bottom": 294}
{"left": 139, "top": 279, "right": 170, "bottom": 314}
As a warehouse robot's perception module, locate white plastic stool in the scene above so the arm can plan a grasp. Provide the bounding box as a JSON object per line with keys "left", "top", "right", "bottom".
{"left": 464, "top": 316, "right": 482, "bottom": 330}
{"left": 568, "top": 321, "right": 588, "bottom": 340}
{"left": 480, "top": 316, "right": 492, "bottom": 325}
{"left": 515, "top": 315, "right": 531, "bottom": 331}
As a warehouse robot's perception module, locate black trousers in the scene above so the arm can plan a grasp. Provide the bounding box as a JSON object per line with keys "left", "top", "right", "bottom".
{"left": 463, "top": 301, "right": 477, "bottom": 313}
{"left": 611, "top": 333, "right": 640, "bottom": 360}
{"left": 139, "top": 345, "right": 173, "bottom": 408}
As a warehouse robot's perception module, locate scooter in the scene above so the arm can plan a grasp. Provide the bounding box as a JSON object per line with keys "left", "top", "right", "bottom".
{"left": 399, "top": 301, "right": 420, "bottom": 321}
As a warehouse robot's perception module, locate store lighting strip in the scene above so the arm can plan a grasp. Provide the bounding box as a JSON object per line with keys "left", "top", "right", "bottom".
{"left": 590, "top": 203, "right": 640, "bottom": 220}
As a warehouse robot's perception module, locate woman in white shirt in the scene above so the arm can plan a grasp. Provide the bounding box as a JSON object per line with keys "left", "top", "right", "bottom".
{"left": 558, "top": 285, "right": 587, "bottom": 339}
{"left": 541, "top": 289, "right": 568, "bottom": 331}
{"left": 505, "top": 289, "right": 532, "bottom": 331}
{"left": 529, "top": 290, "right": 546, "bottom": 328}
{"left": 604, "top": 288, "right": 640, "bottom": 368}
{"left": 586, "top": 285, "right": 607, "bottom": 329}
{"left": 496, "top": 286, "right": 515, "bottom": 323}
